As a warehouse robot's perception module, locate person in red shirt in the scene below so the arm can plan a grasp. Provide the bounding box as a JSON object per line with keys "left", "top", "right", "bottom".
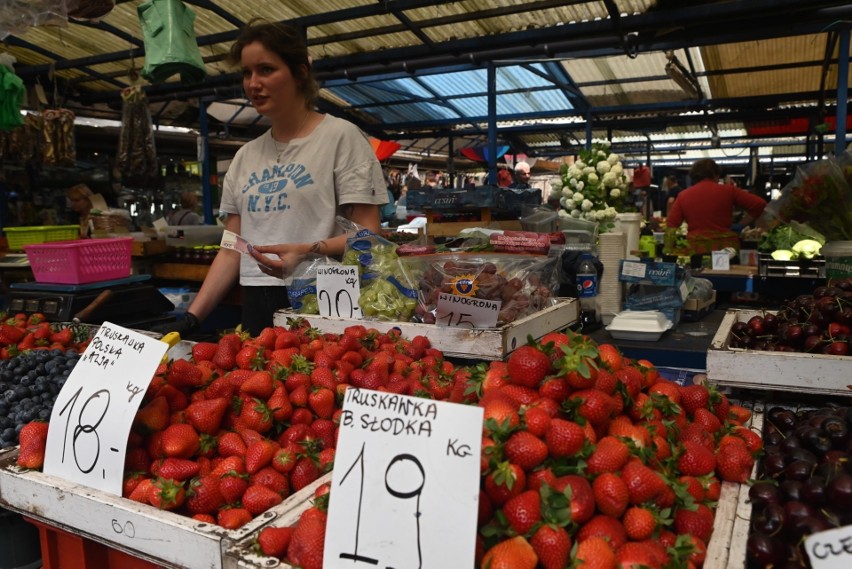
{"left": 667, "top": 158, "right": 767, "bottom": 254}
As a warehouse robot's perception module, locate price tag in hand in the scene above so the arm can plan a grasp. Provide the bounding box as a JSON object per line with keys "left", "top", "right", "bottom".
{"left": 436, "top": 292, "right": 500, "bottom": 328}
{"left": 317, "top": 265, "right": 362, "bottom": 318}
{"left": 43, "top": 323, "right": 167, "bottom": 496}
{"left": 324, "top": 388, "right": 483, "bottom": 569}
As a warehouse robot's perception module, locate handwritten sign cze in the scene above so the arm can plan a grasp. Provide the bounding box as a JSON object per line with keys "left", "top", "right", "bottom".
{"left": 43, "top": 323, "right": 167, "bottom": 495}
{"left": 324, "top": 388, "right": 483, "bottom": 569}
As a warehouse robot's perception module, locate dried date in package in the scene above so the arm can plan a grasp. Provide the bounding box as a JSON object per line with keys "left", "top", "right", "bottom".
{"left": 399, "top": 253, "right": 560, "bottom": 325}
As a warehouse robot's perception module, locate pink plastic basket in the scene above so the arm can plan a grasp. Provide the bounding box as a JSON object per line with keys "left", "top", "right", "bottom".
{"left": 24, "top": 237, "right": 133, "bottom": 284}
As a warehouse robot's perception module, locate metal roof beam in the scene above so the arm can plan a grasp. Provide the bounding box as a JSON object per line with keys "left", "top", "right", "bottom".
{"left": 5, "top": 37, "right": 127, "bottom": 91}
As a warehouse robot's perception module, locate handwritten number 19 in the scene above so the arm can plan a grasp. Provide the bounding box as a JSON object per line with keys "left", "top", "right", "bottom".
{"left": 57, "top": 387, "right": 111, "bottom": 474}
{"left": 339, "top": 444, "right": 426, "bottom": 568}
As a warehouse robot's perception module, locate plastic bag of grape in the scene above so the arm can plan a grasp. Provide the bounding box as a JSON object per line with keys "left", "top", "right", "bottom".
{"left": 286, "top": 256, "right": 337, "bottom": 314}
{"left": 398, "top": 252, "right": 560, "bottom": 325}
{"left": 340, "top": 229, "right": 419, "bottom": 321}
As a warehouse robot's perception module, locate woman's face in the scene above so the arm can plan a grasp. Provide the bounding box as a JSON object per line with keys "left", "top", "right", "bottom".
{"left": 68, "top": 192, "right": 90, "bottom": 213}
{"left": 241, "top": 41, "right": 303, "bottom": 118}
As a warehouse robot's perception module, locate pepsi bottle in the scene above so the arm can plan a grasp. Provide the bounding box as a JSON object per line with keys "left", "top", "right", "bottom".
{"left": 576, "top": 253, "right": 601, "bottom": 330}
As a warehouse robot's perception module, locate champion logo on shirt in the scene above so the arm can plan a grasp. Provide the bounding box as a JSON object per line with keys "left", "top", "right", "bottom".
{"left": 241, "top": 162, "right": 314, "bottom": 194}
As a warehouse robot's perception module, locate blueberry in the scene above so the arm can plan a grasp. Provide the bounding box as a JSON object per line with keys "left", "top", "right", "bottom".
{"left": 1, "top": 428, "right": 14, "bottom": 440}
{"left": 4, "top": 390, "right": 17, "bottom": 403}
{"left": 37, "top": 409, "right": 51, "bottom": 420}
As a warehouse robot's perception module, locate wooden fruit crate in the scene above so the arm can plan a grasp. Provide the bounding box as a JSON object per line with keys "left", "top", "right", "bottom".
{"left": 0, "top": 449, "right": 317, "bottom": 569}
{"left": 273, "top": 298, "right": 578, "bottom": 361}
{"left": 707, "top": 309, "right": 852, "bottom": 397}
{"left": 223, "top": 474, "right": 332, "bottom": 569}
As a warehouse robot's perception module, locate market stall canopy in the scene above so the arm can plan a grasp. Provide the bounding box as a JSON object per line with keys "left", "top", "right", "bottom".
{"left": 2, "top": 0, "right": 852, "bottom": 167}
{"left": 370, "top": 138, "right": 402, "bottom": 162}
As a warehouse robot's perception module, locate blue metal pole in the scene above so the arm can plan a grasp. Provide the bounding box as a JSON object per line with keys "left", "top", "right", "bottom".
{"left": 585, "top": 111, "right": 593, "bottom": 150}
{"left": 835, "top": 27, "right": 850, "bottom": 157}
{"left": 198, "top": 99, "right": 213, "bottom": 224}
{"left": 487, "top": 62, "right": 497, "bottom": 184}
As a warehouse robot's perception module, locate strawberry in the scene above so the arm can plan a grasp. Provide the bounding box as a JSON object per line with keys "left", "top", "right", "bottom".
{"left": 615, "top": 541, "right": 662, "bottom": 569}
{"left": 731, "top": 425, "right": 763, "bottom": 454}
{"left": 507, "top": 345, "right": 551, "bottom": 388}
{"left": 239, "top": 398, "right": 273, "bottom": 433}
{"left": 678, "top": 385, "right": 710, "bottom": 416}
{"left": 213, "top": 333, "right": 242, "bottom": 370}
{"left": 553, "top": 475, "right": 595, "bottom": 524}
{"left": 693, "top": 407, "right": 722, "bottom": 434}
{"left": 576, "top": 515, "right": 627, "bottom": 552}
{"left": 167, "top": 359, "right": 205, "bottom": 389}
{"left": 217, "top": 507, "right": 253, "bottom": 529}
{"left": 242, "top": 484, "right": 283, "bottom": 515}
{"left": 128, "top": 478, "right": 155, "bottom": 504}
{"left": 271, "top": 444, "right": 299, "bottom": 474}
{"left": 544, "top": 418, "right": 585, "bottom": 458}
{"left": 504, "top": 431, "right": 548, "bottom": 472}
{"left": 481, "top": 536, "right": 538, "bottom": 569}
{"left": 522, "top": 406, "right": 552, "bottom": 438}
{"left": 677, "top": 440, "right": 717, "bottom": 476}
{"left": 679, "top": 421, "right": 715, "bottom": 452}
{"left": 585, "top": 436, "right": 630, "bottom": 475}
{"left": 310, "top": 366, "right": 337, "bottom": 390}
{"left": 592, "top": 472, "right": 629, "bottom": 518}
{"left": 134, "top": 396, "right": 170, "bottom": 433}
{"left": 573, "top": 536, "right": 616, "bottom": 569}
{"left": 161, "top": 423, "right": 200, "bottom": 459}
{"left": 286, "top": 512, "right": 326, "bottom": 569}
{"left": 154, "top": 457, "right": 200, "bottom": 481}
{"left": 530, "top": 524, "right": 571, "bottom": 569}
{"left": 567, "top": 389, "right": 616, "bottom": 426}
{"left": 185, "top": 397, "right": 229, "bottom": 435}
{"left": 245, "top": 439, "right": 279, "bottom": 474}
{"left": 257, "top": 525, "right": 293, "bottom": 558}
{"left": 622, "top": 506, "right": 658, "bottom": 541}
{"left": 728, "top": 404, "right": 752, "bottom": 424}
{"left": 219, "top": 471, "right": 250, "bottom": 503}
{"left": 290, "top": 456, "right": 320, "bottom": 491}
{"left": 122, "top": 472, "right": 148, "bottom": 498}
{"left": 255, "top": 327, "right": 277, "bottom": 349}
{"left": 50, "top": 327, "right": 74, "bottom": 346}
{"left": 503, "top": 490, "right": 541, "bottom": 535}
{"left": 715, "top": 439, "right": 754, "bottom": 483}
{"left": 308, "top": 387, "right": 335, "bottom": 420}
{"left": 482, "top": 395, "right": 521, "bottom": 432}
{"left": 597, "top": 343, "right": 624, "bottom": 372}
{"left": 673, "top": 503, "right": 714, "bottom": 542}
{"left": 16, "top": 422, "right": 49, "bottom": 469}
{"left": 186, "top": 475, "right": 226, "bottom": 515}
{"left": 218, "top": 432, "right": 248, "bottom": 458}
{"left": 251, "top": 466, "right": 289, "bottom": 495}
{"left": 484, "top": 462, "right": 526, "bottom": 506}
{"left": 240, "top": 371, "right": 274, "bottom": 399}
{"left": 191, "top": 342, "right": 219, "bottom": 362}
{"left": 622, "top": 460, "right": 667, "bottom": 505}
{"left": 148, "top": 478, "right": 186, "bottom": 510}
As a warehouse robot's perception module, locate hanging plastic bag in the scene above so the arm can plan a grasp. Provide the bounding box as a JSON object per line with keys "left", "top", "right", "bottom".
{"left": 137, "top": 0, "right": 206, "bottom": 84}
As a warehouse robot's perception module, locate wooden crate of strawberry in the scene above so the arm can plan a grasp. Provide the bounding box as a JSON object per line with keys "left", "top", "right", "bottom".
{"left": 273, "top": 297, "right": 579, "bottom": 361}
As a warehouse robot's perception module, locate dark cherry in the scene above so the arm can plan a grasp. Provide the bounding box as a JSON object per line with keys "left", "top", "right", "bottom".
{"left": 780, "top": 479, "right": 804, "bottom": 502}
{"left": 749, "top": 481, "right": 782, "bottom": 507}
{"left": 827, "top": 473, "right": 852, "bottom": 510}
{"left": 746, "top": 534, "right": 787, "bottom": 568}
{"left": 752, "top": 503, "right": 785, "bottom": 536}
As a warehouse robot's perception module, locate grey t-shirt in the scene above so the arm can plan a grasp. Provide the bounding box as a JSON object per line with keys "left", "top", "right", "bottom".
{"left": 220, "top": 114, "right": 387, "bottom": 285}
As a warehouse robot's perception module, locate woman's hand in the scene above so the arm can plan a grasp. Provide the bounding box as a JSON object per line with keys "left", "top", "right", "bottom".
{"left": 250, "top": 243, "right": 307, "bottom": 279}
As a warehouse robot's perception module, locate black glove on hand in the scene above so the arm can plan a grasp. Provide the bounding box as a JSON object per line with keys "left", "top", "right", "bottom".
{"left": 150, "top": 312, "right": 200, "bottom": 338}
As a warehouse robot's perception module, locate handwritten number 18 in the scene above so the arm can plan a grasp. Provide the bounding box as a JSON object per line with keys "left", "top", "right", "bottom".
{"left": 339, "top": 443, "right": 426, "bottom": 568}
{"left": 57, "top": 387, "right": 111, "bottom": 474}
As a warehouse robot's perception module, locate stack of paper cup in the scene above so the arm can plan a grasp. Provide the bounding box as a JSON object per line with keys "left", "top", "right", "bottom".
{"left": 598, "top": 231, "right": 627, "bottom": 326}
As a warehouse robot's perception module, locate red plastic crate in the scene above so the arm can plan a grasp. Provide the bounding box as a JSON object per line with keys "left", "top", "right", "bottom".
{"left": 24, "top": 517, "right": 161, "bottom": 569}
{"left": 23, "top": 237, "right": 133, "bottom": 285}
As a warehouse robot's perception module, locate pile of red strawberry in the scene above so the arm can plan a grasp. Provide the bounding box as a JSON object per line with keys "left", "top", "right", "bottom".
{"left": 252, "top": 331, "right": 761, "bottom": 569}
{"left": 16, "top": 319, "right": 472, "bottom": 529}
{"left": 0, "top": 312, "right": 90, "bottom": 358}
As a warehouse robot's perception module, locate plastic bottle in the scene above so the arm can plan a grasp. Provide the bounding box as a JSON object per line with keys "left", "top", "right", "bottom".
{"left": 576, "top": 253, "right": 601, "bottom": 330}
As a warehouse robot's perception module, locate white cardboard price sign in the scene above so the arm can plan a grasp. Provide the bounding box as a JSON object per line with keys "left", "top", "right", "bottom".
{"left": 806, "top": 525, "right": 852, "bottom": 569}
{"left": 621, "top": 260, "right": 648, "bottom": 279}
{"left": 324, "top": 388, "right": 483, "bottom": 569}
{"left": 711, "top": 250, "right": 731, "bottom": 271}
{"left": 317, "top": 265, "right": 362, "bottom": 318}
{"left": 43, "top": 323, "right": 167, "bottom": 496}
{"left": 435, "top": 292, "right": 500, "bottom": 328}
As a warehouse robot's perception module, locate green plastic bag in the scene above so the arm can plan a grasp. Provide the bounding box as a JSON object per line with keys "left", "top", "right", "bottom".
{"left": 138, "top": 0, "right": 206, "bottom": 84}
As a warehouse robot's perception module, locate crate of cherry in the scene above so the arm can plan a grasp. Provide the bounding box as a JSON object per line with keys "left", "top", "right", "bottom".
{"left": 707, "top": 278, "right": 852, "bottom": 397}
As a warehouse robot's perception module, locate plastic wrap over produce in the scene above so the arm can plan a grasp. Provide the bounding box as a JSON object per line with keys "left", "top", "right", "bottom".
{"left": 398, "top": 253, "right": 560, "bottom": 325}
{"left": 0, "top": 0, "right": 67, "bottom": 39}
{"left": 342, "top": 229, "right": 418, "bottom": 321}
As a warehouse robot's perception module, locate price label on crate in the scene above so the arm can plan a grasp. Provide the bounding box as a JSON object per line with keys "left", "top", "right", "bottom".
{"left": 711, "top": 250, "right": 731, "bottom": 271}
{"left": 324, "top": 388, "right": 483, "bottom": 569}
{"left": 435, "top": 292, "right": 500, "bottom": 328}
{"left": 806, "top": 525, "right": 852, "bottom": 569}
{"left": 43, "top": 323, "right": 167, "bottom": 495}
{"left": 317, "top": 265, "right": 362, "bottom": 318}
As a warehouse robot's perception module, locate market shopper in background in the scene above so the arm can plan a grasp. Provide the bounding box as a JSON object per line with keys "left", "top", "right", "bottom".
{"left": 167, "top": 190, "right": 203, "bottom": 225}
{"left": 66, "top": 183, "right": 93, "bottom": 237}
{"left": 664, "top": 174, "right": 683, "bottom": 215}
{"left": 510, "top": 161, "right": 532, "bottom": 190}
{"left": 496, "top": 168, "right": 513, "bottom": 188}
{"left": 158, "top": 20, "right": 386, "bottom": 336}
{"left": 666, "top": 158, "right": 767, "bottom": 254}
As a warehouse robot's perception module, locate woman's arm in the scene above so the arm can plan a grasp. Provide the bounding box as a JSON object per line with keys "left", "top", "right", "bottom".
{"left": 251, "top": 203, "right": 381, "bottom": 278}
{"left": 186, "top": 214, "right": 242, "bottom": 321}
